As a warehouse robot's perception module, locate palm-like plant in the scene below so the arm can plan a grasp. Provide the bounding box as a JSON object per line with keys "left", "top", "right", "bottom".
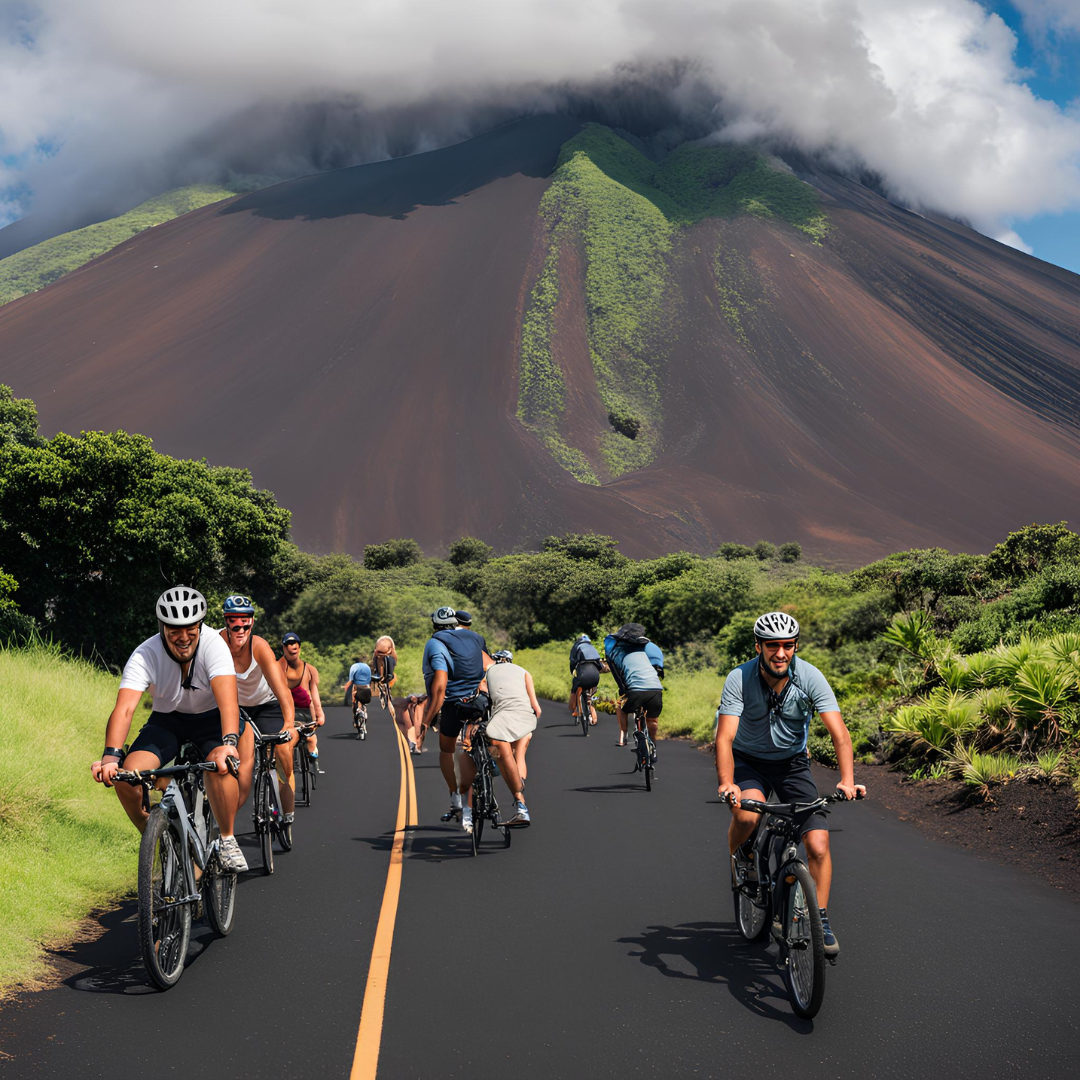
{"left": 882, "top": 609, "right": 936, "bottom": 659}
{"left": 1012, "top": 660, "right": 1074, "bottom": 745}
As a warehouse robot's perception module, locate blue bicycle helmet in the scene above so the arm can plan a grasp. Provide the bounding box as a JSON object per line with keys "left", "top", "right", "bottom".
{"left": 223, "top": 594, "right": 256, "bottom": 616}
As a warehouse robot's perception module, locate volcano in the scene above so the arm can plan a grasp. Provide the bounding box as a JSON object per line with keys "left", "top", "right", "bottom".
{"left": 1, "top": 114, "right": 1078, "bottom": 563}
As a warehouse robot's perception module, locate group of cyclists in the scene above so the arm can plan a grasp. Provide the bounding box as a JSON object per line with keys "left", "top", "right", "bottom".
{"left": 91, "top": 585, "right": 865, "bottom": 960}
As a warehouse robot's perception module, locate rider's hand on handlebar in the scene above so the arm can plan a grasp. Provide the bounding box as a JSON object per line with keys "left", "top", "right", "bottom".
{"left": 834, "top": 783, "right": 867, "bottom": 801}
{"left": 92, "top": 759, "right": 121, "bottom": 787}
{"left": 206, "top": 744, "right": 240, "bottom": 776}
{"left": 718, "top": 782, "right": 742, "bottom": 806}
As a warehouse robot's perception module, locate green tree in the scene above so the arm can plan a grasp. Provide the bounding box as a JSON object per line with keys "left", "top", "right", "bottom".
{"left": 284, "top": 561, "right": 388, "bottom": 648}
{"left": 541, "top": 532, "right": 626, "bottom": 568}
{"left": 448, "top": 536, "right": 494, "bottom": 567}
{"left": 851, "top": 548, "right": 986, "bottom": 612}
{"left": 714, "top": 542, "right": 754, "bottom": 560}
{"left": 363, "top": 538, "right": 423, "bottom": 570}
{"left": 0, "top": 429, "right": 291, "bottom": 664}
{"left": 778, "top": 542, "right": 802, "bottom": 563}
{"left": 0, "top": 385, "right": 45, "bottom": 449}
{"left": 753, "top": 541, "right": 777, "bottom": 561}
{"left": 984, "top": 523, "right": 1080, "bottom": 581}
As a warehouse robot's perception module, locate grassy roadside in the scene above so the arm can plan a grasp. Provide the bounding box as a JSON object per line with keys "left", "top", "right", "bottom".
{"left": 0, "top": 645, "right": 143, "bottom": 999}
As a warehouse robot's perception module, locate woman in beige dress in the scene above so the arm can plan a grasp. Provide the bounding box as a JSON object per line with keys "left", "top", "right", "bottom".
{"left": 483, "top": 651, "right": 541, "bottom": 825}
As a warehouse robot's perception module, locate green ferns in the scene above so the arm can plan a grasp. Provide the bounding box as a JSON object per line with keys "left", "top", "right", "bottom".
{"left": 519, "top": 123, "right": 829, "bottom": 481}
{"left": 0, "top": 185, "right": 242, "bottom": 308}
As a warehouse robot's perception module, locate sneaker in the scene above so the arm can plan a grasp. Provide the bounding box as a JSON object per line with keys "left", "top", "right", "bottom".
{"left": 441, "top": 791, "right": 462, "bottom": 822}
{"left": 408, "top": 740, "right": 416, "bottom": 753}
{"left": 284, "top": 812, "right": 294, "bottom": 824}
{"left": 462, "top": 806, "right": 473, "bottom": 834}
{"left": 218, "top": 836, "right": 248, "bottom": 874}
{"left": 819, "top": 908, "right": 839, "bottom": 958}
{"left": 510, "top": 802, "right": 531, "bottom": 826}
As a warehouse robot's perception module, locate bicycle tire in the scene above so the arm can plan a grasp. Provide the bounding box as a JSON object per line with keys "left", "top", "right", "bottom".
{"left": 472, "top": 793, "right": 484, "bottom": 856}
{"left": 256, "top": 770, "right": 275, "bottom": 876}
{"left": 295, "top": 745, "right": 311, "bottom": 807}
{"left": 781, "top": 861, "right": 826, "bottom": 1019}
{"left": 733, "top": 841, "right": 769, "bottom": 941}
{"left": 353, "top": 709, "right": 363, "bottom": 740}
{"left": 580, "top": 702, "right": 589, "bottom": 736}
{"left": 138, "top": 807, "right": 192, "bottom": 990}
{"left": 309, "top": 746, "right": 319, "bottom": 791}
{"left": 270, "top": 772, "right": 292, "bottom": 852}
{"left": 201, "top": 804, "right": 236, "bottom": 936}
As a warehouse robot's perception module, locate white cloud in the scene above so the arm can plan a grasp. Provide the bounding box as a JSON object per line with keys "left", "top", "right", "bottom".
{"left": 2, "top": 0, "right": 1079, "bottom": 251}
{"left": 1011, "top": 0, "right": 1080, "bottom": 37}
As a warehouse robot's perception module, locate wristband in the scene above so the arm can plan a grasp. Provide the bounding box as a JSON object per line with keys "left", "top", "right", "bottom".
{"left": 102, "top": 746, "right": 126, "bottom": 762}
{"left": 221, "top": 733, "right": 239, "bottom": 747}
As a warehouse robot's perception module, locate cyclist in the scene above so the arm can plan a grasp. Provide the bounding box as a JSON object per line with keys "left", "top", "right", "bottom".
{"left": 482, "top": 650, "right": 541, "bottom": 824}
{"left": 90, "top": 586, "right": 252, "bottom": 872}
{"left": 372, "top": 635, "right": 398, "bottom": 691}
{"left": 279, "top": 632, "right": 326, "bottom": 769}
{"left": 390, "top": 692, "right": 426, "bottom": 752}
{"left": 345, "top": 654, "right": 373, "bottom": 721}
{"left": 218, "top": 595, "right": 298, "bottom": 823}
{"left": 715, "top": 611, "right": 866, "bottom": 958}
{"left": 604, "top": 624, "right": 663, "bottom": 753}
{"left": 420, "top": 606, "right": 492, "bottom": 833}
{"left": 568, "top": 633, "right": 602, "bottom": 726}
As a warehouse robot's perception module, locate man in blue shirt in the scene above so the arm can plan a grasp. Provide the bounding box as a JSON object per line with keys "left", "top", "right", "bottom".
{"left": 604, "top": 624, "right": 663, "bottom": 750}
{"left": 344, "top": 655, "right": 372, "bottom": 710}
{"left": 569, "top": 634, "right": 603, "bottom": 726}
{"left": 715, "top": 611, "right": 866, "bottom": 958}
{"left": 419, "top": 606, "right": 492, "bottom": 833}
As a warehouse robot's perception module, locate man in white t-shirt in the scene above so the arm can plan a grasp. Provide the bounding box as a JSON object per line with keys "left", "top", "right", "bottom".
{"left": 90, "top": 586, "right": 254, "bottom": 872}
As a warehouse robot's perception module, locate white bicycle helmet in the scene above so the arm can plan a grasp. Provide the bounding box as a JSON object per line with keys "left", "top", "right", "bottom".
{"left": 157, "top": 586, "right": 207, "bottom": 626}
{"left": 431, "top": 606, "right": 459, "bottom": 628}
{"left": 492, "top": 650, "right": 513, "bottom": 663}
{"left": 753, "top": 611, "right": 800, "bottom": 640}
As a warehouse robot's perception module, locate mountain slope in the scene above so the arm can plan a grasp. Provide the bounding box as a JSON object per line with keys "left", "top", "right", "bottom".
{"left": 0, "top": 116, "right": 1078, "bottom": 563}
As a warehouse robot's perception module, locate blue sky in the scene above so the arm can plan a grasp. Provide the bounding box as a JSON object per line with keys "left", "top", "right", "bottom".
{"left": 987, "top": 2, "right": 1080, "bottom": 273}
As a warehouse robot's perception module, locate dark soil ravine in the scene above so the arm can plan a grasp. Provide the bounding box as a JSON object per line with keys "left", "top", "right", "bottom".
{"left": 859, "top": 761, "right": 1080, "bottom": 896}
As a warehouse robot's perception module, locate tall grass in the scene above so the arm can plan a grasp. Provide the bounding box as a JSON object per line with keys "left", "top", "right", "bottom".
{"left": 0, "top": 645, "right": 144, "bottom": 998}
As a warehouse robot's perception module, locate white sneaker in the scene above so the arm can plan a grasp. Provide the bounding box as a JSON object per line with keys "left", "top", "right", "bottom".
{"left": 284, "top": 812, "right": 295, "bottom": 824}
{"left": 218, "top": 836, "right": 248, "bottom": 873}
{"left": 462, "top": 806, "right": 473, "bottom": 834}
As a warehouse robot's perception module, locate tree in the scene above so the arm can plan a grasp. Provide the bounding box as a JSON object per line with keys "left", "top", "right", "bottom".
{"left": 0, "top": 385, "right": 44, "bottom": 449}
{"left": 363, "top": 538, "right": 423, "bottom": 570}
{"left": 714, "top": 542, "right": 754, "bottom": 560}
{"left": 541, "top": 532, "right": 626, "bottom": 568}
{"left": 778, "top": 542, "right": 802, "bottom": 563}
{"left": 753, "top": 541, "right": 777, "bottom": 561}
{"left": 984, "top": 523, "right": 1080, "bottom": 582}
{"left": 448, "top": 536, "right": 494, "bottom": 567}
{"left": 285, "top": 562, "right": 388, "bottom": 648}
{"left": 0, "top": 429, "right": 291, "bottom": 665}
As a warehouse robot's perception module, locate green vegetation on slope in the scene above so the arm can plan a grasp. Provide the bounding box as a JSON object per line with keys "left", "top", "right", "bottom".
{"left": 0, "top": 645, "right": 145, "bottom": 998}
{"left": 0, "top": 185, "right": 240, "bottom": 308}
{"left": 519, "top": 124, "right": 830, "bottom": 481}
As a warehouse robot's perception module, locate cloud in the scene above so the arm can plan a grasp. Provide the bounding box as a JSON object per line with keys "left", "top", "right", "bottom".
{"left": 2, "top": 0, "right": 1080, "bottom": 253}
{"left": 1011, "top": 0, "right": 1080, "bottom": 38}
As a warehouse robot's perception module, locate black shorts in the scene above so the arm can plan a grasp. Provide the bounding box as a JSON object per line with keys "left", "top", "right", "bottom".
{"left": 245, "top": 700, "right": 286, "bottom": 737}
{"left": 352, "top": 686, "right": 372, "bottom": 705}
{"left": 572, "top": 662, "right": 601, "bottom": 692}
{"left": 732, "top": 751, "right": 828, "bottom": 835}
{"left": 623, "top": 688, "right": 663, "bottom": 719}
{"left": 438, "top": 695, "right": 490, "bottom": 740}
{"left": 128, "top": 709, "right": 248, "bottom": 765}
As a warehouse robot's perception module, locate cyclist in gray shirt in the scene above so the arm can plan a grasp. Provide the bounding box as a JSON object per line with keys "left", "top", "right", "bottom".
{"left": 715, "top": 611, "right": 865, "bottom": 958}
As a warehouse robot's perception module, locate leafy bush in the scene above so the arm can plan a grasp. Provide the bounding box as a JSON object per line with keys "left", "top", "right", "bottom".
{"left": 448, "top": 536, "right": 493, "bottom": 566}
{"left": 363, "top": 538, "right": 423, "bottom": 570}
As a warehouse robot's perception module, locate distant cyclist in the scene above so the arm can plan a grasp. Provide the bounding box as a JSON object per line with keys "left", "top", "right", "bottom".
{"left": 345, "top": 654, "right": 373, "bottom": 717}
{"left": 279, "top": 632, "right": 325, "bottom": 769}
{"left": 604, "top": 624, "right": 663, "bottom": 752}
{"left": 218, "top": 596, "right": 298, "bottom": 824}
{"left": 91, "top": 586, "right": 252, "bottom": 872}
{"left": 715, "top": 611, "right": 866, "bottom": 958}
{"left": 482, "top": 650, "right": 542, "bottom": 824}
{"left": 568, "top": 633, "right": 602, "bottom": 726}
{"left": 372, "top": 635, "right": 398, "bottom": 691}
{"left": 420, "top": 606, "right": 492, "bottom": 833}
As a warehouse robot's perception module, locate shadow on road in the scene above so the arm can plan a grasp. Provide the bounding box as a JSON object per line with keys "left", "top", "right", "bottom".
{"left": 570, "top": 782, "right": 648, "bottom": 794}
{"left": 352, "top": 824, "right": 495, "bottom": 863}
{"left": 618, "top": 921, "right": 813, "bottom": 1032}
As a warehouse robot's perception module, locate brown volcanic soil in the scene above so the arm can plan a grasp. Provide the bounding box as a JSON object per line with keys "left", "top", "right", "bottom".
{"left": 864, "top": 764, "right": 1080, "bottom": 896}
{"left": 2, "top": 117, "right": 1080, "bottom": 561}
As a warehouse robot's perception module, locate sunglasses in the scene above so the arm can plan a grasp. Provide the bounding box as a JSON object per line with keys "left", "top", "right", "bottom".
{"left": 762, "top": 640, "right": 797, "bottom": 652}
{"left": 225, "top": 616, "right": 253, "bottom": 627}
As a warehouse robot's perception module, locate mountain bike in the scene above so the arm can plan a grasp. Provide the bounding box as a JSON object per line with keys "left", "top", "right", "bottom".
{"left": 249, "top": 718, "right": 294, "bottom": 875}
{"left": 352, "top": 698, "right": 369, "bottom": 740}
{"left": 463, "top": 719, "right": 512, "bottom": 857}
{"left": 293, "top": 718, "right": 318, "bottom": 806}
{"left": 629, "top": 708, "right": 655, "bottom": 791}
{"left": 725, "top": 792, "right": 860, "bottom": 1019}
{"left": 113, "top": 748, "right": 239, "bottom": 990}
{"left": 574, "top": 684, "right": 596, "bottom": 736}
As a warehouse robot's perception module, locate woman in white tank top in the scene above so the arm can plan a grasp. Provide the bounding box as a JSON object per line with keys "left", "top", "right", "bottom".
{"left": 483, "top": 654, "right": 542, "bottom": 825}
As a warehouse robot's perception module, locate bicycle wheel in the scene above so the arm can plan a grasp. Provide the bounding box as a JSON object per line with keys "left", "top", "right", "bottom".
{"left": 308, "top": 745, "right": 319, "bottom": 791}
{"left": 780, "top": 862, "right": 826, "bottom": 1019}
{"left": 580, "top": 701, "right": 589, "bottom": 736}
{"left": 353, "top": 708, "right": 363, "bottom": 740}
{"left": 733, "top": 840, "right": 769, "bottom": 941}
{"left": 138, "top": 807, "right": 192, "bottom": 990}
{"left": 295, "top": 745, "right": 311, "bottom": 807}
{"left": 256, "top": 770, "right": 274, "bottom": 876}
{"left": 270, "top": 771, "right": 292, "bottom": 852}
{"left": 201, "top": 807, "right": 237, "bottom": 936}
{"left": 471, "top": 792, "right": 485, "bottom": 857}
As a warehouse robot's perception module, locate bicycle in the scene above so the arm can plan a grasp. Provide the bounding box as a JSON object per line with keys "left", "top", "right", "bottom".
{"left": 725, "top": 791, "right": 860, "bottom": 1019}
{"left": 376, "top": 676, "right": 395, "bottom": 721}
{"left": 113, "top": 748, "right": 239, "bottom": 990}
{"left": 628, "top": 707, "right": 655, "bottom": 791}
{"left": 249, "top": 718, "right": 294, "bottom": 875}
{"left": 293, "top": 718, "right": 319, "bottom": 806}
{"left": 573, "top": 684, "right": 596, "bottom": 737}
{"left": 463, "top": 718, "right": 513, "bottom": 857}
{"left": 352, "top": 697, "right": 369, "bottom": 740}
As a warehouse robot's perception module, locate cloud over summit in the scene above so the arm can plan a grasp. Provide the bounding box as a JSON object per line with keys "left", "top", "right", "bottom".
{"left": 3, "top": 1, "right": 1079, "bottom": 249}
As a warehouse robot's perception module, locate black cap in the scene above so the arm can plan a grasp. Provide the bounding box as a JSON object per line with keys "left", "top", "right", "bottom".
{"left": 455, "top": 610, "right": 472, "bottom": 625}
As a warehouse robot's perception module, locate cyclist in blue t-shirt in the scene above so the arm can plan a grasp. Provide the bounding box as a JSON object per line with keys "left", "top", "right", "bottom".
{"left": 715, "top": 611, "right": 866, "bottom": 958}
{"left": 419, "top": 606, "right": 493, "bottom": 833}
{"left": 604, "top": 624, "right": 663, "bottom": 750}
{"left": 344, "top": 655, "right": 373, "bottom": 713}
{"left": 569, "top": 634, "right": 603, "bottom": 726}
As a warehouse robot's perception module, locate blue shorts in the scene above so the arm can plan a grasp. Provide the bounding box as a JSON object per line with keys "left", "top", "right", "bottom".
{"left": 732, "top": 751, "right": 828, "bottom": 835}
{"left": 128, "top": 709, "right": 247, "bottom": 765}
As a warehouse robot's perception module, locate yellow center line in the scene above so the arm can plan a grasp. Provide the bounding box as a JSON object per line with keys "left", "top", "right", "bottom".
{"left": 350, "top": 720, "right": 418, "bottom": 1079}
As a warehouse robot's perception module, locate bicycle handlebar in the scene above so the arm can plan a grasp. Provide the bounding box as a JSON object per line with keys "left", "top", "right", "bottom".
{"left": 721, "top": 791, "right": 864, "bottom": 815}
{"left": 114, "top": 756, "right": 240, "bottom": 784}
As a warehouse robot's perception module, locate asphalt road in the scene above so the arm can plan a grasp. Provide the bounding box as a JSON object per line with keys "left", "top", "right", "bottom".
{"left": 2, "top": 703, "right": 1079, "bottom": 1079}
